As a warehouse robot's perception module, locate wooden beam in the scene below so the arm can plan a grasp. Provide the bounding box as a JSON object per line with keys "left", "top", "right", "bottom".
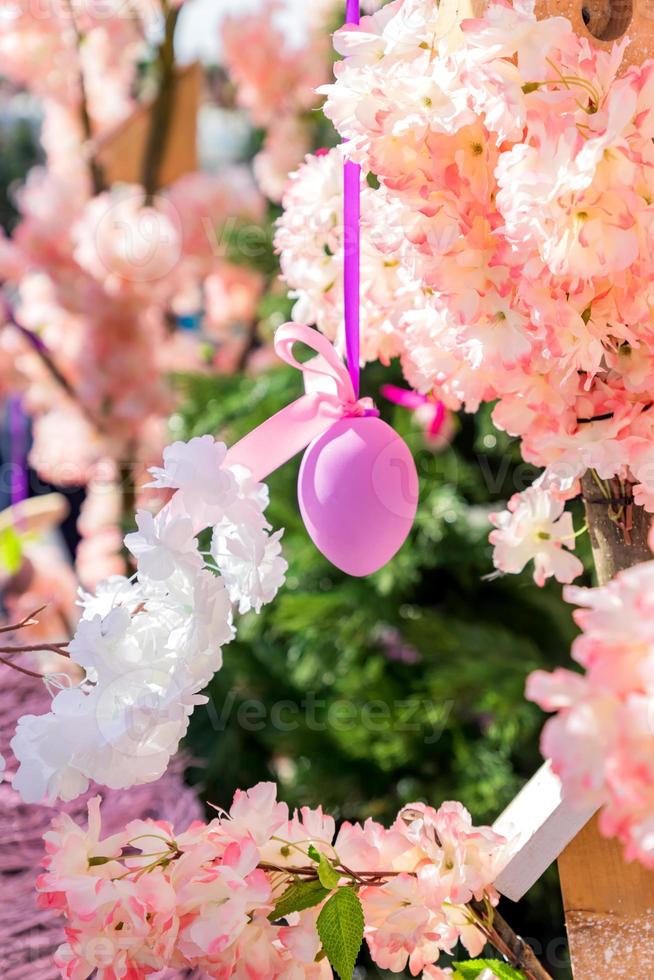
{"left": 492, "top": 767, "right": 654, "bottom": 978}
{"left": 558, "top": 817, "right": 654, "bottom": 978}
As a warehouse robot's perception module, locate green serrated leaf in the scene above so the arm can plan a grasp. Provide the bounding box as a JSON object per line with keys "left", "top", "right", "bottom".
{"left": 316, "top": 888, "right": 364, "bottom": 980}
{"left": 317, "top": 853, "right": 341, "bottom": 890}
{"left": 0, "top": 527, "right": 22, "bottom": 575}
{"left": 269, "top": 879, "right": 330, "bottom": 922}
{"left": 454, "top": 959, "right": 526, "bottom": 980}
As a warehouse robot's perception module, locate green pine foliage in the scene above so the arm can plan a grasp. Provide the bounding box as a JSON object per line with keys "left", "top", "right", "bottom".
{"left": 176, "top": 358, "right": 587, "bottom": 978}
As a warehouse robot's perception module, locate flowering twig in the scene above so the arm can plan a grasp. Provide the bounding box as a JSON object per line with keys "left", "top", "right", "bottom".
{"left": 62, "top": 0, "right": 107, "bottom": 195}
{"left": 104, "top": 843, "right": 551, "bottom": 980}
{"left": 0, "top": 606, "right": 47, "bottom": 635}
{"left": 0, "top": 644, "right": 70, "bottom": 657}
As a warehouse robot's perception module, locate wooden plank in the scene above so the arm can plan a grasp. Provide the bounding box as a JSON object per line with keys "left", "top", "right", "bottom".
{"left": 493, "top": 763, "right": 597, "bottom": 902}
{"left": 93, "top": 62, "right": 201, "bottom": 188}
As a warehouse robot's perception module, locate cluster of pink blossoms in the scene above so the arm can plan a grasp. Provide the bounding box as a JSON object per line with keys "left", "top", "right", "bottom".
{"left": 274, "top": 0, "right": 654, "bottom": 585}
{"left": 0, "top": 0, "right": 144, "bottom": 133}
{"left": 39, "top": 782, "right": 508, "bottom": 979}
{"left": 528, "top": 560, "right": 654, "bottom": 867}
{"left": 0, "top": 0, "right": 268, "bottom": 586}
{"left": 221, "top": 0, "right": 333, "bottom": 202}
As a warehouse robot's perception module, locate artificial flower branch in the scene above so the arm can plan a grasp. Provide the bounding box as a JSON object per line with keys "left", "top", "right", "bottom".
{"left": 38, "top": 783, "right": 541, "bottom": 980}
{"left": 78, "top": 846, "right": 553, "bottom": 980}
{"left": 7, "top": 436, "right": 288, "bottom": 805}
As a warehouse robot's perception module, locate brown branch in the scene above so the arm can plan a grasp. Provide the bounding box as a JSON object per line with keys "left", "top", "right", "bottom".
{"left": 3, "top": 306, "right": 108, "bottom": 437}
{"left": 0, "top": 656, "right": 49, "bottom": 680}
{"left": 141, "top": 3, "right": 182, "bottom": 203}
{"left": 235, "top": 318, "right": 261, "bottom": 373}
{"left": 470, "top": 899, "right": 553, "bottom": 980}
{"left": 0, "top": 607, "right": 71, "bottom": 679}
{"left": 0, "top": 644, "right": 69, "bottom": 657}
{"left": 0, "top": 606, "right": 48, "bottom": 635}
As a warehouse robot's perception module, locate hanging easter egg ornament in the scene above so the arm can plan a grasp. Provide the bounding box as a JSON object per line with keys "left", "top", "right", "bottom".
{"left": 225, "top": 0, "right": 418, "bottom": 576}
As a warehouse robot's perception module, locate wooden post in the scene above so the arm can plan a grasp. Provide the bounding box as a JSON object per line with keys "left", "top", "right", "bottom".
{"left": 535, "top": 0, "right": 654, "bottom": 66}
{"left": 557, "top": 817, "right": 654, "bottom": 978}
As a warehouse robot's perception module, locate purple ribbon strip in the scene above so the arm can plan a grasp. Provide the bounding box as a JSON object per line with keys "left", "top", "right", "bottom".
{"left": 9, "top": 394, "right": 28, "bottom": 507}
{"left": 343, "top": 0, "right": 361, "bottom": 399}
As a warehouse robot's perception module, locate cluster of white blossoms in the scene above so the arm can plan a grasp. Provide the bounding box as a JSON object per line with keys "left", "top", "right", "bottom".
{"left": 11, "top": 437, "right": 288, "bottom": 805}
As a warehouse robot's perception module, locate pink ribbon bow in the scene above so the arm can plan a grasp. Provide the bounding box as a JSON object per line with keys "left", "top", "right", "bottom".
{"left": 225, "top": 323, "right": 378, "bottom": 483}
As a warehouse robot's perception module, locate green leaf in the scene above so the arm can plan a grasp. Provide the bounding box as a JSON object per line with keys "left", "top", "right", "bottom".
{"left": 308, "top": 844, "right": 321, "bottom": 863}
{"left": 317, "top": 853, "right": 341, "bottom": 890}
{"left": 454, "top": 959, "right": 526, "bottom": 980}
{"left": 0, "top": 527, "right": 22, "bottom": 574}
{"left": 269, "top": 879, "right": 330, "bottom": 922}
{"left": 316, "top": 887, "right": 364, "bottom": 980}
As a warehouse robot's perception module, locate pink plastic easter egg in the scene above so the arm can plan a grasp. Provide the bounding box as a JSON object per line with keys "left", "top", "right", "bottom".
{"left": 298, "top": 416, "right": 419, "bottom": 577}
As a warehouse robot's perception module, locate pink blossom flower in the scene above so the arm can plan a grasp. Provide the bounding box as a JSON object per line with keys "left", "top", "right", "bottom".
{"left": 528, "top": 561, "right": 654, "bottom": 866}
{"left": 72, "top": 187, "right": 183, "bottom": 298}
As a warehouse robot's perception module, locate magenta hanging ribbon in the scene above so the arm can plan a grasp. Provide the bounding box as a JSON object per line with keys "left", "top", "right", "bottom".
{"left": 224, "top": 322, "right": 378, "bottom": 487}
{"left": 221, "top": 4, "right": 371, "bottom": 489}
{"left": 343, "top": 0, "right": 361, "bottom": 399}
{"left": 382, "top": 384, "right": 447, "bottom": 439}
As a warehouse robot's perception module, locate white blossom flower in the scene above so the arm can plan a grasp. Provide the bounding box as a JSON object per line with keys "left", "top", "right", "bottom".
{"left": 212, "top": 523, "right": 288, "bottom": 615}
{"left": 147, "top": 435, "right": 239, "bottom": 526}
{"left": 124, "top": 509, "right": 202, "bottom": 581}
{"left": 489, "top": 486, "right": 584, "bottom": 587}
